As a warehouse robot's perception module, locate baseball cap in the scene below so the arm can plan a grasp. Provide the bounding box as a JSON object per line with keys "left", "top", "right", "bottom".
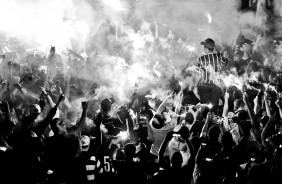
{"left": 101, "top": 98, "right": 115, "bottom": 112}
{"left": 200, "top": 38, "right": 215, "bottom": 49}
{"left": 29, "top": 104, "right": 41, "bottom": 114}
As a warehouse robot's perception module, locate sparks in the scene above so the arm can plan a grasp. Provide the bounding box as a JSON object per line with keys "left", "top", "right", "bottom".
{"left": 38, "top": 65, "right": 48, "bottom": 72}
{"left": 234, "top": 78, "right": 243, "bottom": 91}
{"left": 206, "top": 103, "right": 213, "bottom": 109}
{"left": 0, "top": 146, "right": 7, "bottom": 152}
{"left": 205, "top": 12, "right": 212, "bottom": 24}
{"left": 223, "top": 75, "right": 243, "bottom": 90}
{"left": 118, "top": 131, "right": 128, "bottom": 140}
{"left": 268, "top": 85, "right": 278, "bottom": 93}
{"left": 263, "top": 83, "right": 269, "bottom": 90}
{"left": 223, "top": 77, "right": 232, "bottom": 88}
{"left": 248, "top": 72, "right": 260, "bottom": 82}
{"left": 186, "top": 45, "right": 196, "bottom": 52}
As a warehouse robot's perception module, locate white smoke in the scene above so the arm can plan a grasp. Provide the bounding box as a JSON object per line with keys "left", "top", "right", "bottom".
{"left": 0, "top": 0, "right": 273, "bottom": 106}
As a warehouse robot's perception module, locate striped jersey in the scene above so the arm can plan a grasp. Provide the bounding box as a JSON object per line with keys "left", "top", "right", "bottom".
{"left": 96, "top": 140, "right": 118, "bottom": 184}
{"left": 85, "top": 155, "right": 102, "bottom": 183}
{"left": 198, "top": 53, "right": 228, "bottom": 83}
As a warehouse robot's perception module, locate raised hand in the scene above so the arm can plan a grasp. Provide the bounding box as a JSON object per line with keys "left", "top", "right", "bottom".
{"left": 168, "top": 91, "right": 175, "bottom": 98}
{"left": 40, "top": 87, "right": 48, "bottom": 96}
{"left": 254, "top": 93, "right": 259, "bottom": 105}
{"left": 58, "top": 86, "right": 63, "bottom": 94}
{"left": 243, "top": 92, "right": 249, "bottom": 104}
{"left": 82, "top": 101, "right": 89, "bottom": 110}
{"left": 58, "top": 93, "right": 65, "bottom": 103}
{"left": 193, "top": 86, "right": 199, "bottom": 95}
{"left": 206, "top": 112, "right": 212, "bottom": 121}
{"left": 224, "top": 91, "right": 230, "bottom": 101}
{"left": 275, "top": 98, "right": 282, "bottom": 108}
{"left": 263, "top": 91, "right": 269, "bottom": 102}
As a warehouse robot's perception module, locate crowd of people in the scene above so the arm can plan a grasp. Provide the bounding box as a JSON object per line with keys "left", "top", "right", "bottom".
{"left": 1, "top": 18, "right": 282, "bottom": 184}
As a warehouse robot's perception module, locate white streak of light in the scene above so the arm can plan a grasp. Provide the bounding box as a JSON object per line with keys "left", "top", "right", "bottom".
{"left": 205, "top": 12, "right": 212, "bottom": 24}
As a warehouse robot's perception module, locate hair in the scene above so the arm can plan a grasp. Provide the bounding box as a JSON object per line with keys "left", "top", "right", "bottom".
{"left": 260, "top": 66, "right": 272, "bottom": 82}
{"left": 185, "top": 112, "right": 194, "bottom": 125}
{"left": 124, "top": 143, "right": 136, "bottom": 160}
{"left": 240, "top": 120, "right": 252, "bottom": 135}
{"left": 138, "top": 95, "right": 149, "bottom": 109}
{"left": 152, "top": 114, "right": 165, "bottom": 129}
{"left": 50, "top": 118, "right": 60, "bottom": 127}
{"left": 35, "top": 79, "right": 44, "bottom": 88}
{"left": 260, "top": 116, "right": 269, "bottom": 128}
{"left": 233, "top": 50, "right": 244, "bottom": 61}
{"left": 222, "top": 131, "right": 235, "bottom": 148}
{"left": 235, "top": 99, "right": 245, "bottom": 107}
{"left": 178, "top": 126, "right": 190, "bottom": 139}
{"left": 67, "top": 110, "right": 77, "bottom": 119}
{"left": 50, "top": 118, "right": 61, "bottom": 134}
{"left": 204, "top": 46, "right": 214, "bottom": 52}
{"left": 191, "top": 136, "right": 201, "bottom": 153}
{"left": 171, "top": 151, "right": 183, "bottom": 168}
{"left": 201, "top": 106, "right": 210, "bottom": 120}
{"left": 107, "top": 125, "right": 121, "bottom": 136}
{"left": 208, "top": 124, "right": 221, "bottom": 140}
{"left": 247, "top": 61, "right": 261, "bottom": 74}
{"left": 237, "top": 110, "right": 249, "bottom": 121}
{"left": 269, "top": 71, "right": 278, "bottom": 82}
{"left": 0, "top": 120, "right": 15, "bottom": 133}
{"left": 130, "top": 129, "right": 140, "bottom": 143}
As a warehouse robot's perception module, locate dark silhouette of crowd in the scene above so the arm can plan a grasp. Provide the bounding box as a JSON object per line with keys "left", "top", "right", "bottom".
{"left": 1, "top": 28, "right": 282, "bottom": 184}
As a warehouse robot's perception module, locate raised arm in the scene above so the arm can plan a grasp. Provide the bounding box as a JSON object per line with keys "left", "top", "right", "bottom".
{"left": 253, "top": 93, "right": 260, "bottom": 115}
{"left": 156, "top": 92, "right": 174, "bottom": 114}
{"left": 200, "top": 112, "right": 212, "bottom": 139}
{"left": 94, "top": 113, "right": 103, "bottom": 148}
{"left": 275, "top": 97, "right": 282, "bottom": 119}
{"left": 193, "top": 86, "right": 201, "bottom": 101}
{"left": 64, "top": 74, "right": 71, "bottom": 99}
{"left": 2, "top": 101, "right": 11, "bottom": 121}
{"left": 253, "top": 34, "right": 262, "bottom": 52}
{"left": 158, "top": 131, "right": 174, "bottom": 167}
{"left": 40, "top": 87, "right": 55, "bottom": 108}
{"left": 11, "top": 82, "right": 24, "bottom": 96}
{"left": 181, "top": 130, "right": 196, "bottom": 160}
{"left": 153, "top": 20, "right": 159, "bottom": 40}
{"left": 261, "top": 116, "right": 276, "bottom": 146}
{"left": 68, "top": 49, "right": 86, "bottom": 62}
{"left": 70, "top": 101, "right": 88, "bottom": 136}
{"left": 243, "top": 93, "right": 257, "bottom": 128}
{"left": 232, "top": 30, "right": 242, "bottom": 50}
{"left": 264, "top": 91, "right": 272, "bottom": 117}
{"left": 222, "top": 91, "right": 229, "bottom": 117}
{"left": 233, "top": 121, "right": 251, "bottom": 153}
{"left": 174, "top": 91, "right": 184, "bottom": 115}
{"left": 35, "top": 94, "right": 65, "bottom": 135}
{"left": 147, "top": 119, "right": 154, "bottom": 142}
{"left": 7, "top": 62, "right": 13, "bottom": 83}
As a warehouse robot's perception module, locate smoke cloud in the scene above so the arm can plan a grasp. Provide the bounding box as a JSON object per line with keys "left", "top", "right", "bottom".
{"left": 0, "top": 0, "right": 276, "bottom": 105}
